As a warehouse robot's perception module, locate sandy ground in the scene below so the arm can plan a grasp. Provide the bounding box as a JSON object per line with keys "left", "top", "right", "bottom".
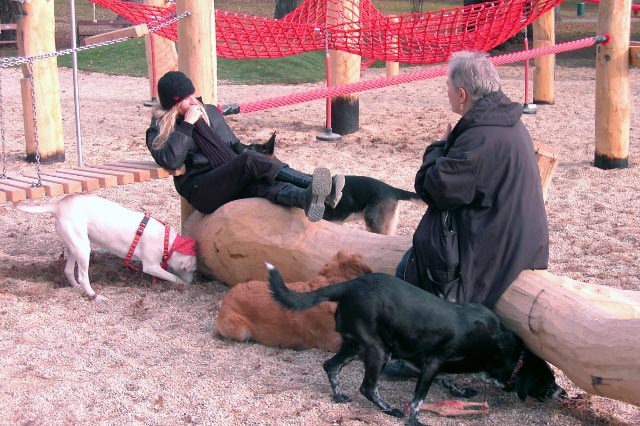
{"left": 0, "top": 62, "right": 639, "bottom": 426}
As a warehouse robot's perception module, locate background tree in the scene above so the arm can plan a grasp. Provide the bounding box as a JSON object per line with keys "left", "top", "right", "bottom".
{"left": 274, "top": 0, "right": 301, "bottom": 19}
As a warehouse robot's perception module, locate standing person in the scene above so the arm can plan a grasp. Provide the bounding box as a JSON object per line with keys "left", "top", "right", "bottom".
{"left": 387, "top": 50, "right": 549, "bottom": 380}
{"left": 145, "top": 71, "right": 344, "bottom": 222}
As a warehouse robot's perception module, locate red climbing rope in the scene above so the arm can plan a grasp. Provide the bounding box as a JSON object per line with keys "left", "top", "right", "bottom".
{"left": 88, "top": 0, "right": 563, "bottom": 64}
{"left": 237, "top": 35, "right": 606, "bottom": 114}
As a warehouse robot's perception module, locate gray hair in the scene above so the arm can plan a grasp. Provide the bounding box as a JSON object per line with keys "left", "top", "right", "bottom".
{"left": 447, "top": 51, "right": 501, "bottom": 102}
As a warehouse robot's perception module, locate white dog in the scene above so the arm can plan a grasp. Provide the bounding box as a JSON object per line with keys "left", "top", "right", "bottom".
{"left": 15, "top": 194, "right": 197, "bottom": 300}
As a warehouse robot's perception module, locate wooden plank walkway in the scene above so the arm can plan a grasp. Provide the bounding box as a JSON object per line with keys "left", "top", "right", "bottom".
{"left": 0, "top": 161, "right": 169, "bottom": 202}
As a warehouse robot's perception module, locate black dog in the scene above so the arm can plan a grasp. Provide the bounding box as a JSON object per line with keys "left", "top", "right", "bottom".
{"left": 268, "top": 266, "right": 566, "bottom": 426}
{"left": 233, "top": 135, "right": 423, "bottom": 235}
{"left": 323, "top": 175, "right": 423, "bottom": 235}
{"left": 230, "top": 131, "right": 276, "bottom": 156}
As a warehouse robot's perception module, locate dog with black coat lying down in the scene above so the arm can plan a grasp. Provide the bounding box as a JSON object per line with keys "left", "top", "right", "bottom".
{"left": 267, "top": 267, "right": 566, "bottom": 426}
{"left": 233, "top": 135, "right": 423, "bottom": 235}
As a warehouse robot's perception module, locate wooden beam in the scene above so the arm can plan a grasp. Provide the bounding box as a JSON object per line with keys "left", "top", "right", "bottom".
{"left": 594, "top": 0, "right": 631, "bottom": 169}
{"left": 22, "top": 173, "right": 82, "bottom": 194}
{"left": 4, "top": 175, "right": 63, "bottom": 197}
{"left": 81, "top": 24, "right": 149, "bottom": 46}
{"left": 533, "top": 9, "right": 556, "bottom": 104}
{"left": 19, "top": 0, "right": 65, "bottom": 164}
{"left": 0, "top": 178, "right": 45, "bottom": 200}
{"left": 630, "top": 41, "right": 640, "bottom": 67}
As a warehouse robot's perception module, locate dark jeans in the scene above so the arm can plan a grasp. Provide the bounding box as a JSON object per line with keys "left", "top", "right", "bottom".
{"left": 187, "top": 151, "right": 286, "bottom": 214}
{"left": 395, "top": 247, "right": 412, "bottom": 280}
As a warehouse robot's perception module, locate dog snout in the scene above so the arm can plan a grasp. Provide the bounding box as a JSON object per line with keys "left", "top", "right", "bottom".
{"left": 547, "top": 384, "right": 567, "bottom": 400}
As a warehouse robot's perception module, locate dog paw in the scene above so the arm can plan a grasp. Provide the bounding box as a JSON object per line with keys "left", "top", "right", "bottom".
{"left": 332, "top": 394, "right": 351, "bottom": 403}
{"left": 384, "top": 407, "right": 405, "bottom": 418}
{"left": 449, "top": 386, "right": 477, "bottom": 399}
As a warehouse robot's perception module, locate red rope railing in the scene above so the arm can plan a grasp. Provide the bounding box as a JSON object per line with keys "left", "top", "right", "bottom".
{"left": 237, "top": 35, "right": 606, "bottom": 114}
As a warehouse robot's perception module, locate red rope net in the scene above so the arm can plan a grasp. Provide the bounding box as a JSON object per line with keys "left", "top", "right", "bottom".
{"left": 88, "top": 0, "right": 563, "bottom": 64}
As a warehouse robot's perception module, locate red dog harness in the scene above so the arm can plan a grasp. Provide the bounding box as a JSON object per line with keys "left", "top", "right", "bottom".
{"left": 125, "top": 213, "right": 197, "bottom": 279}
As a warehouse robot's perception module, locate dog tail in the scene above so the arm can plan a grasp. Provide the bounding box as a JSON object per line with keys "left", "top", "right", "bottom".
{"left": 267, "top": 262, "right": 341, "bottom": 311}
{"left": 14, "top": 201, "right": 58, "bottom": 215}
{"left": 395, "top": 188, "right": 423, "bottom": 203}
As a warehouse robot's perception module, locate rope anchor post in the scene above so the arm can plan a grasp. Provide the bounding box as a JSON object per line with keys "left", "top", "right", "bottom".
{"left": 316, "top": 29, "right": 341, "bottom": 142}
{"left": 522, "top": 26, "right": 537, "bottom": 115}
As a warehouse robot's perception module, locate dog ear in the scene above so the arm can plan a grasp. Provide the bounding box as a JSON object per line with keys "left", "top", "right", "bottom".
{"left": 515, "top": 373, "right": 533, "bottom": 401}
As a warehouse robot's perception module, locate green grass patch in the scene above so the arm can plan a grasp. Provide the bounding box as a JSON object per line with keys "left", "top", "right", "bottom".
{"left": 54, "top": 38, "right": 328, "bottom": 83}
{"left": 57, "top": 38, "right": 149, "bottom": 77}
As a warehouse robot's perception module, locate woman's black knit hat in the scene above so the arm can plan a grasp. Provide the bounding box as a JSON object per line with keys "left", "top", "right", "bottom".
{"left": 157, "top": 71, "right": 195, "bottom": 110}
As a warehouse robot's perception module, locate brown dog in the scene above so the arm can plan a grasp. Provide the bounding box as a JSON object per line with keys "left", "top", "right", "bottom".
{"left": 214, "top": 251, "right": 372, "bottom": 352}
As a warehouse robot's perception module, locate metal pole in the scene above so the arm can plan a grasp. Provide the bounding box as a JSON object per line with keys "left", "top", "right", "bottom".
{"left": 69, "top": 0, "right": 83, "bottom": 166}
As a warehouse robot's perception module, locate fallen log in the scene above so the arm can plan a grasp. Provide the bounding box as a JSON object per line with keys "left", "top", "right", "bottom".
{"left": 183, "top": 198, "right": 411, "bottom": 285}
{"left": 183, "top": 198, "right": 640, "bottom": 407}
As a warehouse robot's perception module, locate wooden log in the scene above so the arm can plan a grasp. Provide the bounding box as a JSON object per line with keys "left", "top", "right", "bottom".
{"left": 18, "top": 0, "right": 64, "bottom": 164}
{"left": 182, "top": 198, "right": 411, "bottom": 285}
{"left": 183, "top": 199, "right": 640, "bottom": 406}
{"left": 532, "top": 9, "right": 555, "bottom": 105}
{"left": 494, "top": 271, "right": 640, "bottom": 406}
{"left": 595, "top": 0, "right": 631, "bottom": 169}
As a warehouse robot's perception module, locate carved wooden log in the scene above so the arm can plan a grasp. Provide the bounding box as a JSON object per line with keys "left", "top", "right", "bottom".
{"left": 183, "top": 198, "right": 411, "bottom": 285}
{"left": 183, "top": 198, "right": 640, "bottom": 406}
{"left": 494, "top": 271, "right": 640, "bottom": 406}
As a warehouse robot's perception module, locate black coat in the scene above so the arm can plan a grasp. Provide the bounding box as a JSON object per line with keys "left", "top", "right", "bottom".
{"left": 145, "top": 104, "right": 239, "bottom": 199}
{"left": 404, "top": 91, "right": 549, "bottom": 306}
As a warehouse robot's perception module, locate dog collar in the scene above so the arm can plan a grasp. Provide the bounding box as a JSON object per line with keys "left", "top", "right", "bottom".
{"left": 504, "top": 350, "right": 525, "bottom": 392}
{"left": 125, "top": 213, "right": 151, "bottom": 272}
{"left": 125, "top": 213, "right": 171, "bottom": 280}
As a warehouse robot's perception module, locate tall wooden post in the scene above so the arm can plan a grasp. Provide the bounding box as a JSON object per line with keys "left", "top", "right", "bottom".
{"left": 175, "top": 0, "right": 217, "bottom": 226}
{"left": 385, "top": 17, "right": 400, "bottom": 78}
{"left": 327, "top": 0, "right": 360, "bottom": 135}
{"left": 594, "top": 0, "right": 630, "bottom": 169}
{"left": 18, "top": 0, "right": 64, "bottom": 164}
{"left": 144, "top": 0, "right": 178, "bottom": 103}
{"left": 532, "top": 9, "right": 555, "bottom": 104}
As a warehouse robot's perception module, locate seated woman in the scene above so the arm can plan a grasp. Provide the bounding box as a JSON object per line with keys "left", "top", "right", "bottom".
{"left": 145, "top": 71, "right": 344, "bottom": 222}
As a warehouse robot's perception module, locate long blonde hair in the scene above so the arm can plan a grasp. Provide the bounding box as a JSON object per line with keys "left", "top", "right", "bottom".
{"left": 151, "top": 97, "right": 210, "bottom": 149}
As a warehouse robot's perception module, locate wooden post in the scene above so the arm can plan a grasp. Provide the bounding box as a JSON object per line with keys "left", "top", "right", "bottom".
{"left": 532, "top": 9, "right": 555, "bottom": 105}
{"left": 143, "top": 0, "right": 178, "bottom": 103}
{"left": 594, "top": 0, "right": 631, "bottom": 169}
{"left": 18, "top": 0, "right": 64, "bottom": 164}
{"left": 327, "top": 0, "right": 361, "bottom": 135}
{"left": 385, "top": 16, "right": 400, "bottom": 78}
{"left": 175, "top": 0, "right": 217, "bottom": 228}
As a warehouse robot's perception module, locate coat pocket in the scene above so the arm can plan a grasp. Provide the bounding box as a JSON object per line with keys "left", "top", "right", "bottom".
{"left": 414, "top": 209, "right": 462, "bottom": 302}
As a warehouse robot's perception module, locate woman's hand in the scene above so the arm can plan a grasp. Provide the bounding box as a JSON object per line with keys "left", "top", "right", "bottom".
{"left": 184, "top": 105, "right": 204, "bottom": 124}
{"left": 439, "top": 123, "right": 452, "bottom": 141}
